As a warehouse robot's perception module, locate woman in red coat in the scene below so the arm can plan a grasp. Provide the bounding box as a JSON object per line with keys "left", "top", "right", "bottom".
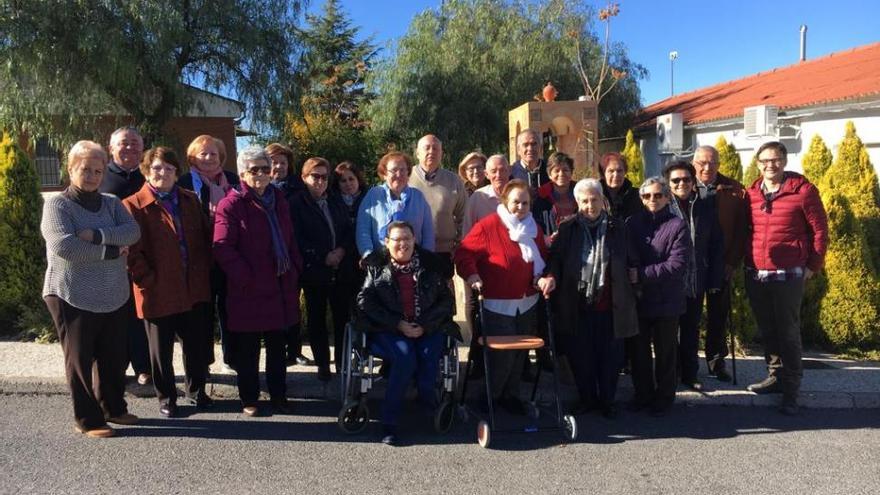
{"left": 124, "top": 147, "right": 213, "bottom": 418}
{"left": 213, "top": 146, "right": 302, "bottom": 417}
{"left": 455, "top": 179, "right": 555, "bottom": 414}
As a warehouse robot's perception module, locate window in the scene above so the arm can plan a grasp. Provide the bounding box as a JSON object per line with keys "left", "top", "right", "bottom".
{"left": 35, "top": 137, "right": 62, "bottom": 188}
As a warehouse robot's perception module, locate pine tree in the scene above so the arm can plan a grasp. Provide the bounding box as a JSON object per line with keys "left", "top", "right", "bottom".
{"left": 0, "top": 134, "right": 46, "bottom": 333}
{"left": 801, "top": 134, "right": 833, "bottom": 183}
{"left": 743, "top": 154, "right": 760, "bottom": 186}
{"left": 820, "top": 121, "right": 880, "bottom": 272}
{"left": 621, "top": 129, "right": 644, "bottom": 185}
{"left": 816, "top": 191, "right": 880, "bottom": 348}
{"left": 715, "top": 135, "right": 742, "bottom": 182}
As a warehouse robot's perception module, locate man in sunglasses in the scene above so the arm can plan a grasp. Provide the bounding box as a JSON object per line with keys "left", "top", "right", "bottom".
{"left": 693, "top": 145, "right": 749, "bottom": 383}
{"left": 663, "top": 161, "right": 724, "bottom": 392}
{"left": 744, "top": 141, "right": 828, "bottom": 416}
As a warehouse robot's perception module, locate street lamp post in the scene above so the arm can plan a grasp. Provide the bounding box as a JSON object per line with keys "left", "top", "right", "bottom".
{"left": 669, "top": 50, "right": 679, "bottom": 96}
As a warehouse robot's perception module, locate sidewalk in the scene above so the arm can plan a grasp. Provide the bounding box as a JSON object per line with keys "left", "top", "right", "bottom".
{"left": 1, "top": 341, "right": 878, "bottom": 409}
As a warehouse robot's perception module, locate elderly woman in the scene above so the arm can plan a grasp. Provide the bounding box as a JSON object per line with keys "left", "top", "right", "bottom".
{"left": 266, "top": 142, "right": 304, "bottom": 200}
{"left": 599, "top": 152, "right": 642, "bottom": 222}
{"left": 358, "top": 221, "right": 456, "bottom": 446}
{"left": 663, "top": 160, "right": 723, "bottom": 391}
{"left": 458, "top": 151, "right": 489, "bottom": 196}
{"left": 356, "top": 151, "right": 435, "bottom": 258}
{"left": 178, "top": 135, "right": 240, "bottom": 370}
{"left": 41, "top": 141, "right": 141, "bottom": 437}
{"left": 123, "top": 147, "right": 214, "bottom": 417}
{"left": 455, "top": 179, "right": 555, "bottom": 415}
{"left": 547, "top": 179, "right": 638, "bottom": 419}
{"left": 533, "top": 152, "right": 578, "bottom": 240}
{"left": 213, "top": 146, "right": 302, "bottom": 417}
{"left": 290, "top": 157, "right": 352, "bottom": 381}
{"left": 628, "top": 177, "right": 692, "bottom": 417}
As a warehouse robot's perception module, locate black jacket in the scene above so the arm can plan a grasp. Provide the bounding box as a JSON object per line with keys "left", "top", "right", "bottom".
{"left": 548, "top": 215, "right": 639, "bottom": 339}
{"left": 99, "top": 162, "right": 144, "bottom": 200}
{"left": 289, "top": 190, "right": 353, "bottom": 286}
{"left": 356, "top": 247, "right": 459, "bottom": 337}
{"left": 177, "top": 170, "right": 241, "bottom": 217}
{"left": 274, "top": 175, "right": 305, "bottom": 201}
{"left": 602, "top": 178, "right": 642, "bottom": 222}
{"left": 675, "top": 194, "right": 725, "bottom": 296}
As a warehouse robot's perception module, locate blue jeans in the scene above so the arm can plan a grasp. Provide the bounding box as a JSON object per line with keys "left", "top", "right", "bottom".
{"left": 369, "top": 330, "right": 445, "bottom": 427}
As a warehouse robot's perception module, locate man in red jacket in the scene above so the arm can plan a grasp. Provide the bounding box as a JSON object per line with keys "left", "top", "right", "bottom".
{"left": 744, "top": 141, "right": 828, "bottom": 415}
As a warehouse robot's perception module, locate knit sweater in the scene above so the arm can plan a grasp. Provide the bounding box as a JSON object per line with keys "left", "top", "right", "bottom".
{"left": 41, "top": 193, "right": 141, "bottom": 312}
{"left": 462, "top": 184, "right": 501, "bottom": 235}
{"left": 409, "top": 165, "right": 467, "bottom": 253}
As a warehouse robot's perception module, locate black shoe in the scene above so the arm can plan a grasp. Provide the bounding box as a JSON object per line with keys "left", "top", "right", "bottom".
{"left": 500, "top": 396, "right": 527, "bottom": 416}
{"left": 272, "top": 400, "right": 292, "bottom": 415}
{"left": 381, "top": 426, "right": 398, "bottom": 446}
{"left": 289, "top": 354, "right": 314, "bottom": 366}
{"left": 710, "top": 369, "right": 732, "bottom": 382}
{"left": 601, "top": 404, "right": 619, "bottom": 420}
{"left": 196, "top": 395, "right": 214, "bottom": 409}
{"left": 747, "top": 376, "right": 782, "bottom": 395}
{"left": 317, "top": 367, "right": 332, "bottom": 382}
{"left": 682, "top": 378, "right": 703, "bottom": 391}
{"left": 159, "top": 403, "right": 177, "bottom": 418}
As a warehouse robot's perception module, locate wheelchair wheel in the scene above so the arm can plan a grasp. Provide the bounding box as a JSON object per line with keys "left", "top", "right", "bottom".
{"left": 476, "top": 420, "right": 491, "bottom": 448}
{"left": 562, "top": 414, "right": 578, "bottom": 442}
{"left": 433, "top": 395, "right": 455, "bottom": 434}
{"left": 339, "top": 325, "right": 354, "bottom": 404}
{"left": 337, "top": 400, "right": 370, "bottom": 434}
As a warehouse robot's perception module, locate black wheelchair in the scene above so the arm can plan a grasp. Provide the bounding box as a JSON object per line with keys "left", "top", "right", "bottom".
{"left": 336, "top": 322, "right": 462, "bottom": 434}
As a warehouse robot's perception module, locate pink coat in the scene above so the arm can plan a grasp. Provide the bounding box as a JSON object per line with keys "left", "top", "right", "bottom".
{"left": 213, "top": 185, "right": 302, "bottom": 332}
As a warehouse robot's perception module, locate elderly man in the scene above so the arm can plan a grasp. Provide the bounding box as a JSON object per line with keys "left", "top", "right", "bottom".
{"left": 463, "top": 154, "right": 511, "bottom": 234}
{"left": 692, "top": 145, "right": 749, "bottom": 382}
{"left": 744, "top": 141, "right": 828, "bottom": 415}
{"left": 100, "top": 126, "right": 145, "bottom": 199}
{"left": 409, "top": 134, "right": 466, "bottom": 271}
{"left": 99, "top": 126, "right": 150, "bottom": 386}
{"left": 510, "top": 129, "right": 548, "bottom": 191}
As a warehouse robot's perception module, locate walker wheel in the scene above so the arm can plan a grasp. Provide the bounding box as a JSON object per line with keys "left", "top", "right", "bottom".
{"left": 477, "top": 420, "right": 491, "bottom": 448}
{"left": 563, "top": 414, "right": 578, "bottom": 442}
{"left": 434, "top": 398, "right": 455, "bottom": 434}
{"left": 337, "top": 400, "right": 369, "bottom": 434}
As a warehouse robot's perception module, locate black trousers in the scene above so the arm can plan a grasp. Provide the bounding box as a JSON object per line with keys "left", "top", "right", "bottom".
{"left": 144, "top": 303, "right": 211, "bottom": 405}
{"left": 285, "top": 322, "right": 304, "bottom": 360}
{"left": 678, "top": 293, "right": 705, "bottom": 383}
{"left": 745, "top": 276, "right": 805, "bottom": 398}
{"left": 705, "top": 280, "right": 731, "bottom": 374}
{"left": 631, "top": 316, "right": 679, "bottom": 407}
{"left": 302, "top": 283, "right": 350, "bottom": 373}
{"left": 44, "top": 296, "right": 130, "bottom": 430}
{"left": 230, "top": 330, "right": 286, "bottom": 406}
{"left": 122, "top": 295, "right": 150, "bottom": 375}
{"left": 562, "top": 309, "right": 623, "bottom": 407}
{"left": 209, "top": 264, "right": 229, "bottom": 366}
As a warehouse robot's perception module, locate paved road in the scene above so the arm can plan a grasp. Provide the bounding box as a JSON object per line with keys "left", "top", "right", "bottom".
{"left": 2, "top": 395, "right": 878, "bottom": 494}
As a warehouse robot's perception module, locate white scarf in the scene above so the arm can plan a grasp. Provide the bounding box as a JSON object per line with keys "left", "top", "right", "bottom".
{"left": 496, "top": 204, "right": 545, "bottom": 277}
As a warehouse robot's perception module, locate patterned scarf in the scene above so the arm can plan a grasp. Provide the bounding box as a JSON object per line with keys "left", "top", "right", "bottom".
{"left": 253, "top": 186, "right": 291, "bottom": 277}
{"left": 191, "top": 169, "right": 230, "bottom": 217}
{"left": 495, "top": 203, "right": 545, "bottom": 277}
{"left": 669, "top": 194, "right": 698, "bottom": 298}
{"left": 577, "top": 211, "right": 609, "bottom": 304}
{"left": 390, "top": 250, "right": 421, "bottom": 318}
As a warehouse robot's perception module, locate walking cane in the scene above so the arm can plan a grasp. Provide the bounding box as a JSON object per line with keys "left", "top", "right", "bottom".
{"left": 727, "top": 283, "right": 738, "bottom": 385}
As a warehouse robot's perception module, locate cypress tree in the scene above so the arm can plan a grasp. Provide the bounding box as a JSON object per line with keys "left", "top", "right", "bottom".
{"left": 801, "top": 134, "right": 833, "bottom": 183}
{"left": 621, "top": 129, "right": 644, "bottom": 185}
{"left": 743, "top": 154, "right": 760, "bottom": 186}
{"left": 715, "top": 135, "right": 743, "bottom": 182}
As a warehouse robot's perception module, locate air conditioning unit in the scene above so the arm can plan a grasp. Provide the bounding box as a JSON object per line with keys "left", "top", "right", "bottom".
{"left": 744, "top": 105, "right": 778, "bottom": 137}
{"left": 656, "top": 113, "right": 683, "bottom": 153}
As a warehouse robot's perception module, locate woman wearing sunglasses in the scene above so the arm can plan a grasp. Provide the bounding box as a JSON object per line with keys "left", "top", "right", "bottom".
{"left": 662, "top": 161, "right": 723, "bottom": 393}
{"left": 627, "top": 176, "right": 693, "bottom": 417}
{"left": 289, "top": 157, "right": 353, "bottom": 382}
{"left": 213, "top": 146, "right": 303, "bottom": 417}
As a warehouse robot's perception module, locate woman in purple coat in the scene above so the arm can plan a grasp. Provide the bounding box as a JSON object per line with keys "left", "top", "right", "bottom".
{"left": 627, "top": 176, "right": 692, "bottom": 417}
{"left": 213, "top": 146, "right": 302, "bottom": 417}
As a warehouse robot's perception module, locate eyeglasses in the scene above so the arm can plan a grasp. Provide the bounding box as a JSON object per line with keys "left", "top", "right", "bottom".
{"left": 387, "top": 236, "right": 413, "bottom": 243}
{"left": 246, "top": 166, "right": 271, "bottom": 175}
{"left": 307, "top": 173, "right": 328, "bottom": 182}
{"left": 465, "top": 166, "right": 485, "bottom": 173}
{"left": 670, "top": 177, "right": 693, "bottom": 185}
{"left": 758, "top": 158, "right": 785, "bottom": 165}
{"left": 149, "top": 165, "right": 177, "bottom": 174}
{"left": 693, "top": 160, "right": 718, "bottom": 167}
{"left": 640, "top": 192, "right": 665, "bottom": 200}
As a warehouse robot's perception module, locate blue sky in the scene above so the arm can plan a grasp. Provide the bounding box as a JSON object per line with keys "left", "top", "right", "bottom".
{"left": 312, "top": 0, "right": 880, "bottom": 106}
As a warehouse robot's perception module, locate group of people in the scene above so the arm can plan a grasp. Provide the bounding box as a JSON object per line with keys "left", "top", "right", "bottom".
{"left": 41, "top": 126, "right": 828, "bottom": 444}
